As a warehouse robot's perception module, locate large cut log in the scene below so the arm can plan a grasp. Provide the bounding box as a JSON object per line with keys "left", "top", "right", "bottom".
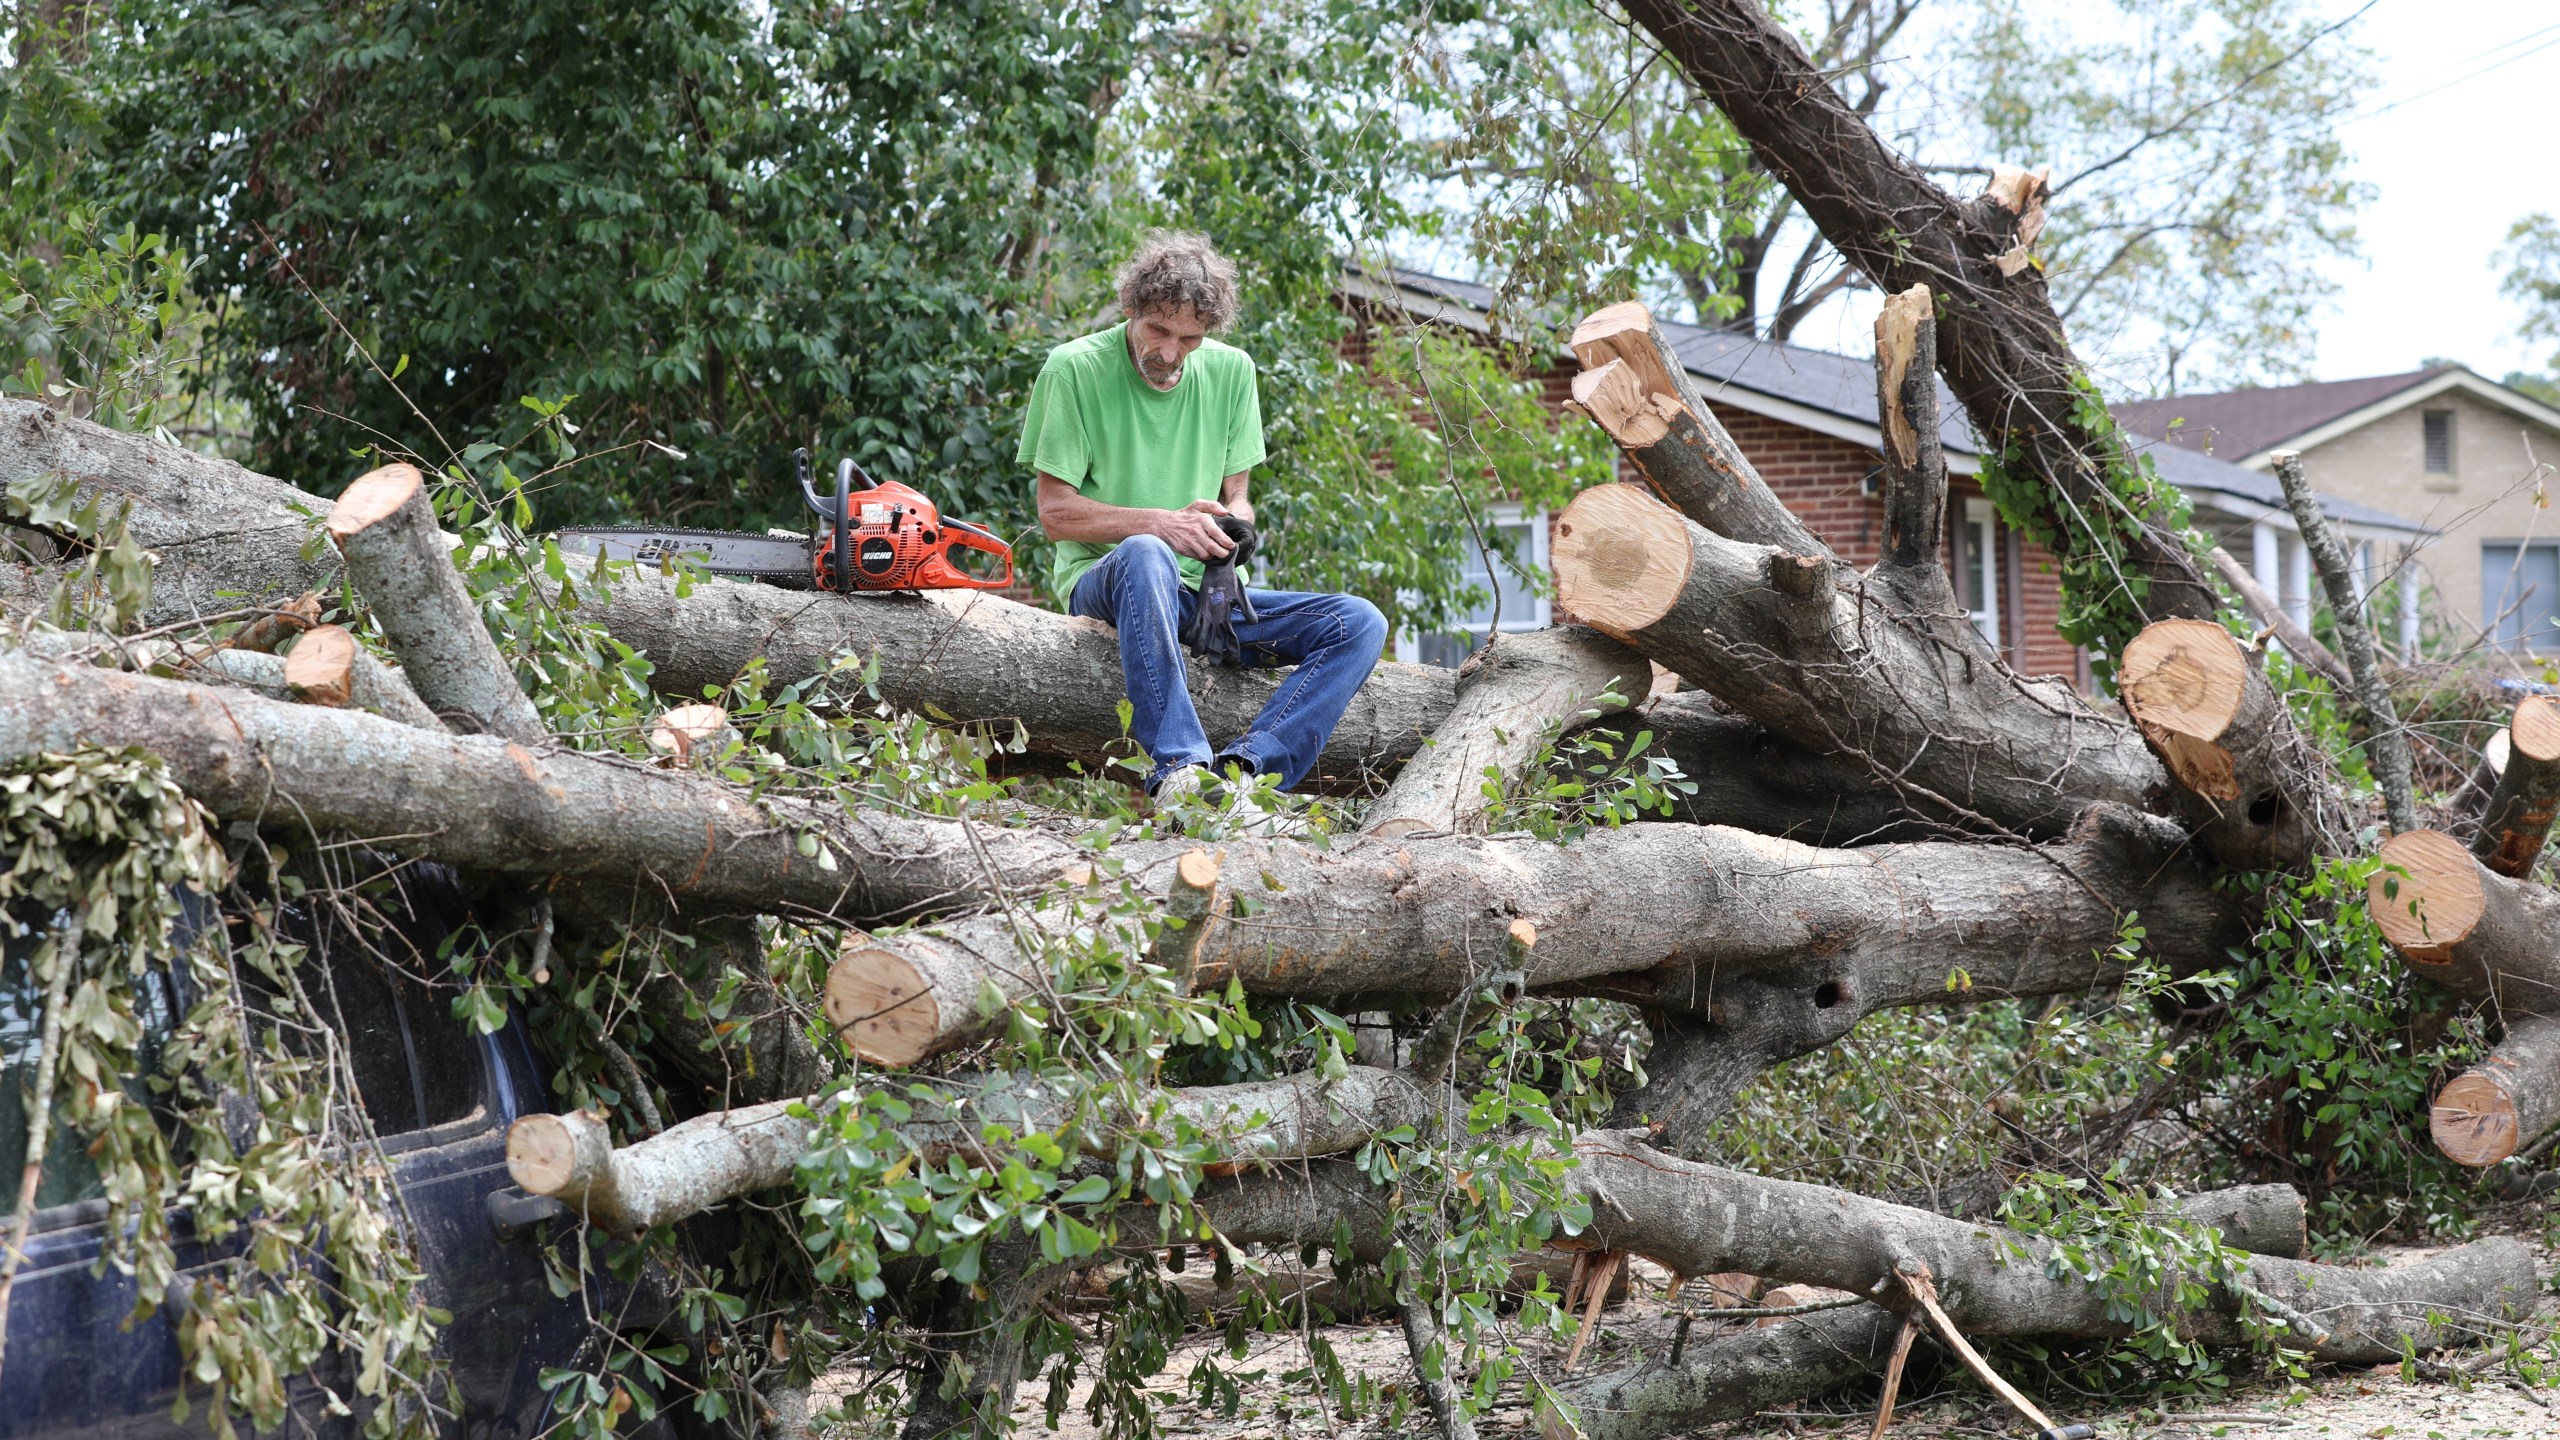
{"left": 1364, "top": 626, "right": 1647, "bottom": 838}
{"left": 0, "top": 399, "right": 1451, "bottom": 786}
{"left": 325, "top": 463, "right": 546, "bottom": 743}
{"left": 2432, "top": 1012, "right": 2560, "bottom": 1167}
{"left": 1611, "top": 0, "right": 2222, "bottom": 633}
{"left": 0, "top": 646, "right": 1085, "bottom": 924}
{"left": 2476, "top": 695, "right": 2560, "bottom": 877}
{"left": 1550, "top": 480, "right": 2160, "bottom": 837}
{"left": 822, "top": 799, "right": 2239, "bottom": 1069}
{"left": 1540, "top": 1131, "right": 2536, "bottom": 1370}
{"left": 506, "top": 1064, "right": 1441, "bottom": 1234}
{"left": 2117, "top": 618, "right": 2342, "bottom": 869}
{"left": 1546, "top": 1181, "right": 2313, "bottom": 1440}
{"left": 0, "top": 398, "right": 339, "bottom": 620}
{"left": 2364, "top": 828, "right": 2560, "bottom": 1165}
{"left": 1565, "top": 303, "right": 1820, "bottom": 554}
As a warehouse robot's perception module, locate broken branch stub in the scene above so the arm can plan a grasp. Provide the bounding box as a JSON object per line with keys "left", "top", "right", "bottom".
{"left": 1364, "top": 626, "right": 1647, "bottom": 839}
{"left": 325, "top": 463, "right": 546, "bottom": 745}
{"left": 1567, "top": 302, "right": 1820, "bottom": 555}
{"left": 282, "top": 623, "right": 357, "bottom": 707}
{"left": 1870, "top": 284, "right": 1947, "bottom": 580}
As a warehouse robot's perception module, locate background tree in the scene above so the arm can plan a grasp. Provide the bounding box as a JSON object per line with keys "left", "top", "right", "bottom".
{"left": 2497, "top": 212, "right": 2560, "bottom": 406}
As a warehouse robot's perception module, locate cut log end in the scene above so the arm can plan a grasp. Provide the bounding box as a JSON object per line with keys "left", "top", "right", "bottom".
{"left": 2119, "top": 618, "right": 2250, "bottom": 799}
{"left": 1174, "top": 848, "right": 1222, "bottom": 893}
{"left": 649, "top": 703, "right": 734, "bottom": 763}
{"left": 1507, "top": 917, "right": 1537, "bottom": 951}
{"left": 1551, "top": 485, "right": 1695, "bottom": 639}
{"left": 824, "top": 941, "right": 943, "bottom": 1067}
{"left": 283, "top": 624, "right": 358, "bottom": 707}
{"left": 2432, "top": 1071, "right": 2521, "bottom": 1167}
{"left": 2368, "top": 830, "right": 2485, "bottom": 966}
{"left": 507, "top": 1110, "right": 601, "bottom": 1196}
{"left": 325, "top": 462, "right": 426, "bottom": 540}
{"left": 2513, "top": 697, "right": 2560, "bottom": 765}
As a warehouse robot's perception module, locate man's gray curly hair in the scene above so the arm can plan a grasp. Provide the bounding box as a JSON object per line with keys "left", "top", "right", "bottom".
{"left": 1115, "top": 231, "right": 1240, "bottom": 331}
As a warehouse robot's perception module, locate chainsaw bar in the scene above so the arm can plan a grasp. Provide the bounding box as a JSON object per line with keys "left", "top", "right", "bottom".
{"left": 549, "top": 526, "right": 816, "bottom": 589}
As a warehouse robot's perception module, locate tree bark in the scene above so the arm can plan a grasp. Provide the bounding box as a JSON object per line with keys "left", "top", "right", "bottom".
{"left": 824, "top": 796, "right": 2238, "bottom": 1069}
{"left": 1537, "top": 1304, "right": 1903, "bottom": 1440}
{"left": 0, "top": 646, "right": 1085, "bottom": 926}
{"left": 325, "top": 463, "right": 547, "bottom": 744}
{"left": 2273, "top": 451, "right": 2416, "bottom": 833}
{"left": 2475, "top": 696, "right": 2560, "bottom": 878}
{"left": 2367, "top": 829, "right": 2560, "bottom": 1011}
{"left": 1566, "top": 301, "right": 1821, "bottom": 554}
{"left": 1365, "top": 626, "right": 1648, "bottom": 838}
{"left": 0, "top": 400, "right": 1453, "bottom": 786}
{"left": 1591, "top": 693, "right": 1921, "bottom": 843}
{"left": 1553, "top": 1130, "right": 2537, "bottom": 1367}
{"left": 1614, "top": 0, "right": 2221, "bottom": 631}
{"left": 2117, "top": 618, "right": 2340, "bottom": 869}
{"left": 505, "top": 1064, "right": 1444, "bottom": 1234}
{"left": 1551, "top": 480, "right": 2161, "bottom": 838}
{"left": 2432, "top": 1012, "right": 2560, "bottom": 1167}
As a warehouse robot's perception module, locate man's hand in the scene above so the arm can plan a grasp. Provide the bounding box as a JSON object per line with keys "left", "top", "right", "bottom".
{"left": 1152, "top": 501, "right": 1237, "bottom": 561}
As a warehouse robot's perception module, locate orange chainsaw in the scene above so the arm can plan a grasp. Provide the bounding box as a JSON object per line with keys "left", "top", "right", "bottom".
{"left": 550, "top": 448, "right": 1015, "bottom": 593}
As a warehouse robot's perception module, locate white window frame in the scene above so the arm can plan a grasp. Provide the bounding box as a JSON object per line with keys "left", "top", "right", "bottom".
{"left": 1956, "top": 498, "right": 2002, "bottom": 650}
{"left": 1395, "top": 505, "right": 1553, "bottom": 666}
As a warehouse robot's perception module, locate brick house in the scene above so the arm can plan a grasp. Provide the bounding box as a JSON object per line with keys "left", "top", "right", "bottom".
{"left": 1349, "top": 267, "right": 2424, "bottom": 684}
{"left": 2115, "top": 368, "right": 2560, "bottom": 654}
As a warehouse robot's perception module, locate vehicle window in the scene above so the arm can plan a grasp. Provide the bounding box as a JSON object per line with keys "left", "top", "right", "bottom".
{"left": 0, "top": 913, "right": 178, "bottom": 1210}
{"left": 385, "top": 962, "right": 482, "bottom": 1128}
{"left": 302, "top": 954, "right": 424, "bottom": 1137}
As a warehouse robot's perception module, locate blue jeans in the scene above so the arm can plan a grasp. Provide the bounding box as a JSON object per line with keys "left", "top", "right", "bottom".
{"left": 1069, "top": 534, "right": 1388, "bottom": 791}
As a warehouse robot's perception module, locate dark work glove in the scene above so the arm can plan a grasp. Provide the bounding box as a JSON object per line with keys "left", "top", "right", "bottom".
{"left": 1179, "top": 516, "right": 1260, "bottom": 668}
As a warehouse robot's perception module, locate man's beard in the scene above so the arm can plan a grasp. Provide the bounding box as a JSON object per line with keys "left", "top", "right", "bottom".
{"left": 1136, "top": 352, "right": 1184, "bottom": 390}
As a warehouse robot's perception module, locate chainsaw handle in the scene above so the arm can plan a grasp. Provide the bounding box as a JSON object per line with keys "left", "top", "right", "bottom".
{"left": 930, "top": 520, "right": 1015, "bottom": 590}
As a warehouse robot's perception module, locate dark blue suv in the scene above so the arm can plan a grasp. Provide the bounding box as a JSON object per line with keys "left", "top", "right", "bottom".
{"left": 0, "top": 872, "right": 673, "bottom": 1438}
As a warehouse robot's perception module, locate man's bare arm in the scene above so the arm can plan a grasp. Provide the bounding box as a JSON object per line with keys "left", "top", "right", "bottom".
{"left": 1218, "top": 470, "right": 1253, "bottom": 525}
{"left": 1037, "top": 474, "right": 1238, "bottom": 560}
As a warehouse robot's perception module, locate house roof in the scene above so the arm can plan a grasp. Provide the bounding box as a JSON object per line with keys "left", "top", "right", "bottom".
{"left": 2109, "top": 367, "right": 2560, "bottom": 471}
{"left": 1345, "top": 264, "right": 2425, "bottom": 537}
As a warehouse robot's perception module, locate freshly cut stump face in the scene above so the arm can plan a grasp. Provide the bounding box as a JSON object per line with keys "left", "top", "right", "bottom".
{"left": 506, "top": 1111, "right": 589, "bottom": 1195}
{"left": 825, "top": 939, "right": 939, "bottom": 1067}
{"left": 325, "top": 462, "right": 425, "bottom": 540}
{"left": 1552, "top": 485, "right": 1693, "bottom": 639}
{"left": 2117, "top": 618, "right": 2248, "bottom": 801}
{"left": 283, "top": 624, "right": 357, "bottom": 707}
{"left": 2513, "top": 696, "right": 2560, "bottom": 767}
{"left": 2433, "top": 1070, "right": 2520, "bottom": 1166}
{"left": 2368, "top": 830, "right": 2484, "bottom": 967}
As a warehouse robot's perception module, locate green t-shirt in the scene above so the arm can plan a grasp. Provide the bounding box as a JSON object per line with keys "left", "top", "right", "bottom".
{"left": 1018, "top": 322, "right": 1267, "bottom": 601}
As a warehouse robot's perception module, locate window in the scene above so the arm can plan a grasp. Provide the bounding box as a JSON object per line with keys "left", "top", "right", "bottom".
{"left": 2423, "top": 410, "right": 2456, "bottom": 475}
{"left": 1954, "top": 499, "right": 2003, "bottom": 650}
{"left": 0, "top": 915, "right": 177, "bottom": 1211}
{"left": 2484, "top": 542, "right": 2560, "bottom": 652}
{"left": 1399, "top": 509, "right": 1551, "bottom": 669}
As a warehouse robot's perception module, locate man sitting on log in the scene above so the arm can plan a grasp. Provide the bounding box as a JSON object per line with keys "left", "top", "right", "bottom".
{"left": 1022, "top": 231, "right": 1386, "bottom": 817}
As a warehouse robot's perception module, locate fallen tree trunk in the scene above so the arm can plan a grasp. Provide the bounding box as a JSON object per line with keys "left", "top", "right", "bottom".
{"left": 505, "top": 1064, "right": 1443, "bottom": 1234}
{"left": 2117, "top": 617, "right": 2341, "bottom": 870}
{"left": 2475, "top": 695, "right": 2560, "bottom": 877}
{"left": 1551, "top": 479, "right": 2160, "bottom": 838}
{"left": 0, "top": 399, "right": 1451, "bottom": 785}
{"left": 1587, "top": 693, "right": 1922, "bottom": 843}
{"left": 1546, "top": 1180, "right": 2312, "bottom": 1440}
{"left": 1613, "top": 0, "right": 2222, "bottom": 633}
{"left": 325, "top": 462, "right": 546, "bottom": 743}
{"left": 2432, "top": 1012, "right": 2560, "bottom": 1167}
{"left": 1364, "top": 626, "right": 1647, "bottom": 838}
{"left": 823, "top": 799, "right": 2239, "bottom": 1070}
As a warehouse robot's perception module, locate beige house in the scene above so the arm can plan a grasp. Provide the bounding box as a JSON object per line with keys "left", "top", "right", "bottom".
{"left": 2116, "top": 368, "right": 2560, "bottom": 656}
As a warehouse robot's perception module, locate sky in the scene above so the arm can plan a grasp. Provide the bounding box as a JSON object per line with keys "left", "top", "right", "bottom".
{"left": 2313, "top": 2, "right": 2560, "bottom": 383}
